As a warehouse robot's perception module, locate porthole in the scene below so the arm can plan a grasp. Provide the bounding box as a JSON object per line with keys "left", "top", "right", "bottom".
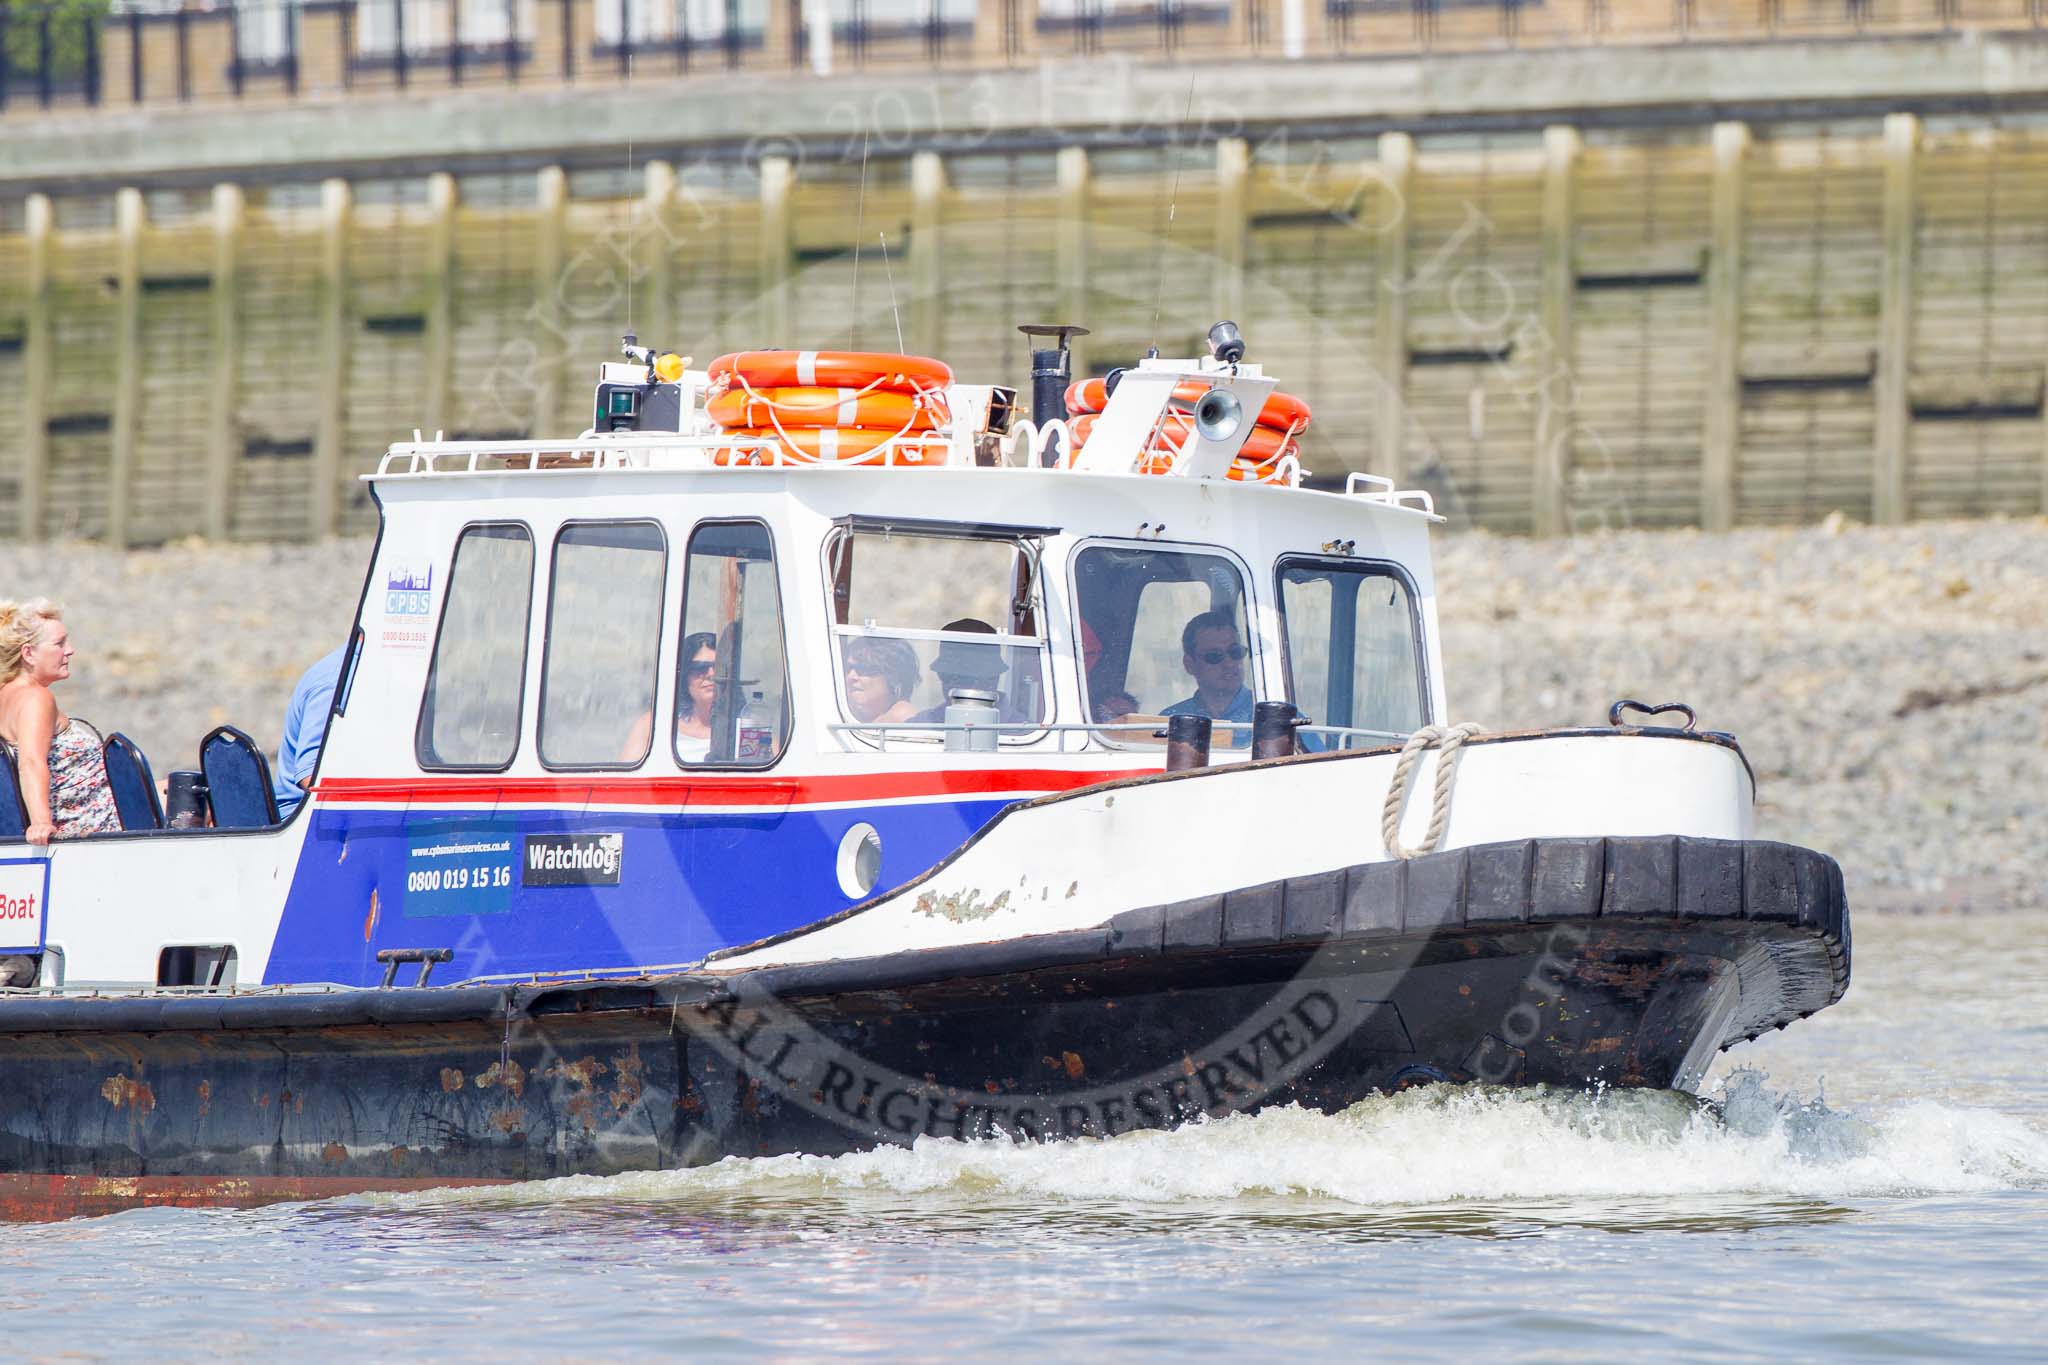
{"left": 836, "top": 823, "right": 882, "bottom": 900}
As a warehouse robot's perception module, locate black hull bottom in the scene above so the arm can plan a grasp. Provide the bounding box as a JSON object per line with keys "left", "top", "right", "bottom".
{"left": 0, "top": 836, "right": 1848, "bottom": 1218}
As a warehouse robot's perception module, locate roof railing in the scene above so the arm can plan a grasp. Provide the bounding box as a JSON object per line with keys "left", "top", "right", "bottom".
{"left": 1344, "top": 472, "right": 1442, "bottom": 520}
{"left": 371, "top": 432, "right": 1435, "bottom": 521}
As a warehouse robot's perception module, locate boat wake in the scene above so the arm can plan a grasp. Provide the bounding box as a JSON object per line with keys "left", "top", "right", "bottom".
{"left": 370, "top": 1072, "right": 2048, "bottom": 1215}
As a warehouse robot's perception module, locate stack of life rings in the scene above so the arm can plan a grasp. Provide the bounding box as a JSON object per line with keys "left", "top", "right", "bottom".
{"left": 704, "top": 351, "right": 954, "bottom": 466}
{"left": 1063, "top": 375, "right": 1312, "bottom": 485}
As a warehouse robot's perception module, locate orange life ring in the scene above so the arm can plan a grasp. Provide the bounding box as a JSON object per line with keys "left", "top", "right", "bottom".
{"left": 708, "top": 350, "right": 953, "bottom": 392}
{"left": 1068, "top": 413, "right": 1297, "bottom": 462}
{"left": 707, "top": 386, "right": 947, "bottom": 432}
{"left": 1066, "top": 413, "right": 1298, "bottom": 484}
{"left": 712, "top": 426, "right": 949, "bottom": 466}
{"left": 1064, "top": 377, "right": 1312, "bottom": 434}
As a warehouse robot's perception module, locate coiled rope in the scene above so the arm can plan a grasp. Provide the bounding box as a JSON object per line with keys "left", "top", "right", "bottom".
{"left": 1379, "top": 723, "right": 1487, "bottom": 860}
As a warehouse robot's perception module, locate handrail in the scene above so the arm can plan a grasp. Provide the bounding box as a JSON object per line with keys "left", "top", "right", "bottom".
{"left": 826, "top": 717, "right": 1256, "bottom": 753}
{"left": 1296, "top": 723, "right": 1413, "bottom": 746}
{"left": 370, "top": 430, "right": 1421, "bottom": 501}
{"left": 1344, "top": 473, "right": 1441, "bottom": 519}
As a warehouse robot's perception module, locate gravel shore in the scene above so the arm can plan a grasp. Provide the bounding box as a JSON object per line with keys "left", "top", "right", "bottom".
{"left": 7, "top": 517, "right": 2043, "bottom": 912}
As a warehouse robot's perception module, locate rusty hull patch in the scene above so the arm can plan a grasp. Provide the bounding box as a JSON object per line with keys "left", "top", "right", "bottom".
{"left": 609, "top": 1045, "right": 645, "bottom": 1115}
{"left": 474, "top": 1057, "right": 526, "bottom": 1099}
{"left": 912, "top": 887, "right": 1011, "bottom": 923}
{"left": 100, "top": 1075, "right": 156, "bottom": 1113}
{"left": 540, "top": 1055, "right": 611, "bottom": 1134}
{"left": 539, "top": 1055, "right": 608, "bottom": 1089}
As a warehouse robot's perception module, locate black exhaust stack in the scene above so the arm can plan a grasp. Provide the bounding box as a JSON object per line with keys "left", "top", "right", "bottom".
{"left": 1018, "top": 323, "right": 1090, "bottom": 467}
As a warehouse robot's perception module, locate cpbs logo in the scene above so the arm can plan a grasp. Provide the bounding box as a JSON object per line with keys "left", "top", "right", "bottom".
{"left": 385, "top": 565, "right": 434, "bottom": 617}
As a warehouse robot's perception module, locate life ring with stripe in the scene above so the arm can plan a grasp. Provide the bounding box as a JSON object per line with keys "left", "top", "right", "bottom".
{"left": 1066, "top": 413, "right": 1300, "bottom": 484}
{"left": 1064, "top": 376, "right": 1312, "bottom": 435}
{"left": 712, "top": 426, "right": 950, "bottom": 466}
{"left": 708, "top": 350, "right": 953, "bottom": 392}
{"left": 707, "top": 385, "right": 947, "bottom": 432}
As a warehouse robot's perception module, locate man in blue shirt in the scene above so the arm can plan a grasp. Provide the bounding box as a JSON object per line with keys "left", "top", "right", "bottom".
{"left": 273, "top": 644, "right": 347, "bottom": 819}
{"left": 1162, "top": 609, "right": 1254, "bottom": 747}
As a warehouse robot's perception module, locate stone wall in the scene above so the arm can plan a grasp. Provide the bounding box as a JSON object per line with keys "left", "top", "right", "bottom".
{"left": 3, "top": 103, "right": 2045, "bottom": 540}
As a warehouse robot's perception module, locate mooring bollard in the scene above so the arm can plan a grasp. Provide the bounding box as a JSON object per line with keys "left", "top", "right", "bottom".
{"left": 165, "top": 771, "right": 210, "bottom": 829}
{"left": 1252, "top": 700, "right": 1302, "bottom": 759}
{"left": 1163, "top": 713, "right": 1212, "bottom": 772}
{"left": 943, "top": 687, "right": 1001, "bottom": 753}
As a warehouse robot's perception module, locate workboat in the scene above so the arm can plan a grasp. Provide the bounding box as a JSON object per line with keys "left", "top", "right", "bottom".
{"left": 0, "top": 324, "right": 1849, "bottom": 1218}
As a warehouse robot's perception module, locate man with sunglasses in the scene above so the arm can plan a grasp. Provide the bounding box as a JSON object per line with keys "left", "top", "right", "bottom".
{"left": 1162, "top": 609, "right": 1253, "bottom": 748}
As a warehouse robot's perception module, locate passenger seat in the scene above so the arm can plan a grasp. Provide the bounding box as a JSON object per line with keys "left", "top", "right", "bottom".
{"left": 101, "top": 732, "right": 164, "bottom": 831}
{"left": 0, "top": 741, "right": 25, "bottom": 840}
{"left": 198, "top": 726, "right": 280, "bottom": 829}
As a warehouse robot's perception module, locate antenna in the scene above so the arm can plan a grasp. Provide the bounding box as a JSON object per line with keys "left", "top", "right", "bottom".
{"left": 850, "top": 127, "right": 872, "bottom": 351}
{"left": 878, "top": 231, "right": 905, "bottom": 354}
{"left": 1149, "top": 73, "right": 1199, "bottom": 354}
{"left": 624, "top": 51, "right": 636, "bottom": 339}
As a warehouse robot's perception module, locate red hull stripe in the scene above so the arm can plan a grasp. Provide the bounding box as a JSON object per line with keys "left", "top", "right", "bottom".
{"left": 312, "top": 767, "right": 1156, "bottom": 807}
{"left": 0, "top": 1173, "right": 514, "bottom": 1222}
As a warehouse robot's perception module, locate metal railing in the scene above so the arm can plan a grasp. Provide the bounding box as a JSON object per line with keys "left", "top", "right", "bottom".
{"left": 4, "top": 0, "right": 2046, "bottom": 114}
{"left": 1, "top": 0, "right": 103, "bottom": 109}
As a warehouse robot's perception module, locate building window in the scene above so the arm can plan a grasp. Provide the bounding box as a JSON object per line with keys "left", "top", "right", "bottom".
{"left": 676, "top": 521, "right": 790, "bottom": 767}
{"left": 824, "top": 524, "right": 1049, "bottom": 741}
{"left": 1074, "top": 544, "right": 1254, "bottom": 746}
{"left": 595, "top": 0, "right": 766, "bottom": 45}
{"left": 417, "top": 523, "right": 534, "bottom": 770}
{"left": 538, "top": 521, "right": 668, "bottom": 769}
{"left": 1276, "top": 558, "right": 1426, "bottom": 746}
{"left": 355, "top": 0, "right": 449, "bottom": 55}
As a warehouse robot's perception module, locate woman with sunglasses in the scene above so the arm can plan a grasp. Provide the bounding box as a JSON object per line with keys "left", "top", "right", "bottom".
{"left": 842, "top": 636, "right": 921, "bottom": 726}
{"left": 621, "top": 630, "right": 720, "bottom": 764}
{"left": 675, "top": 631, "right": 720, "bottom": 762}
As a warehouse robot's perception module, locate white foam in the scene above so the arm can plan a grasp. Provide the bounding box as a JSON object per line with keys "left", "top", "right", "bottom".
{"left": 371, "top": 1073, "right": 2048, "bottom": 1212}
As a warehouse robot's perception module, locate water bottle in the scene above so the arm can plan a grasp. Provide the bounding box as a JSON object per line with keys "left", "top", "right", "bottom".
{"left": 735, "top": 690, "right": 774, "bottom": 761}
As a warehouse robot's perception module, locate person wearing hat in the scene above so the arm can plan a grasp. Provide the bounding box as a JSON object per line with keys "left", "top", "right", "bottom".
{"left": 913, "top": 618, "right": 1015, "bottom": 725}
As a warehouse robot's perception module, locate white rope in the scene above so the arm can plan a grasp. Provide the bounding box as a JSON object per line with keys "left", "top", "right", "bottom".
{"left": 1379, "top": 722, "right": 1486, "bottom": 860}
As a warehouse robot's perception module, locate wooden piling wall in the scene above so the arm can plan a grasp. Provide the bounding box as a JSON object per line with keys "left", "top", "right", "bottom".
{"left": 2, "top": 114, "right": 2045, "bottom": 542}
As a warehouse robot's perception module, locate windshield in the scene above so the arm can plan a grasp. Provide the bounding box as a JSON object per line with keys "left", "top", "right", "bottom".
{"left": 1276, "top": 558, "right": 1426, "bottom": 744}
{"left": 1073, "top": 544, "right": 1254, "bottom": 747}
{"left": 826, "top": 527, "right": 1048, "bottom": 735}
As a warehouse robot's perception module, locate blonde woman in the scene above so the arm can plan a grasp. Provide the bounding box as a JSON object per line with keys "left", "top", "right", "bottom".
{"left": 0, "top": 600, "right": 120, "bottom": 845}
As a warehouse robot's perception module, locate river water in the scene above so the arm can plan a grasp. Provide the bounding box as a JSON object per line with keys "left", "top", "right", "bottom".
{"left": 4, "top": 910, "right": 2044, "bottom": 1359}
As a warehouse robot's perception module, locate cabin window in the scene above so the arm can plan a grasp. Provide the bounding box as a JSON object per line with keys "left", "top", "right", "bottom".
{"left": 538, "top": 521, "right": 668, "bottom": 769}
{"left": 1276, "top": 558, "right": 1427, "bottom": 745}
{"left": 416, "top": 523, "right": 535, "bottom": 770}
{"left": 824, "top": 525, "right": 1049, "bottom": 740}
{"left": 1073, "top": 544, "right": 1255, "bottom": 747}
{"left": 676, "top": 521, "right": 791, "bottom": 767}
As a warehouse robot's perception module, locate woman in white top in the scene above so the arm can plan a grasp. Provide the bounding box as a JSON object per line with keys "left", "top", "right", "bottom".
{"left": 620, "top": 631, "right": 720, "bottom": 764}
{"left": 674, "top": 632, "right": 718, "bottom": 762}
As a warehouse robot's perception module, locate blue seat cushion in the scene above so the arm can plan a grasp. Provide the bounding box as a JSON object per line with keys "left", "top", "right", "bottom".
{"left": 199, "top": 726, "right": 280, "bottom": 829}
{"left": 0, "top": 742, "right": 25, "bottom": 840}
{"left": 102, "top": 731, "right": 163, "bottom": 831}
